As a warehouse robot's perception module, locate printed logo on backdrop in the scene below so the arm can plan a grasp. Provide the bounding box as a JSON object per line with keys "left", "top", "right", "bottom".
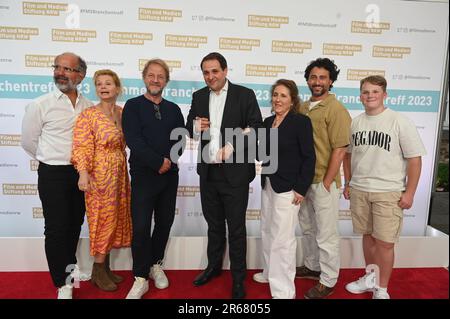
{"left": 0, "top": 26, "right": 39, "bottom": 40}
{"left": 392, "top": 74, "right": 431, "bottom": 81}
{"left": 298, "top": 20, "right": 337, "bottom": 28}
{"left": 0, "top": 163, "right": 18, "bottom": 169}
{"left": 373, "top": 46, "right": 411, "bottom": 59}
{"left": 139, "top": 59, "right": 181, "bottom": 72}
{"left": 396, "top": 26, "right": 437, "bottom": 34}
{"left": 192, "top": 15, "right": 235, "bottom": 23}
{"left": 87, "top": 61, "right": 124, "bottom": 69}
{"left": 52, "top": 29, "right": 96, "bottom": 42}
{"left": 323, "top": 43, "right": 362, "bottom": 56}
{"left": 30, "top": 160, "right": 39, "bottom": 171}
{"left": 165, "top": 34, "right": 207, "bottom": 48}
{"left": 186, "top": 211, "right": 203, "bottom": 218}
{"left": 177, "top": 186, "right": 200, "bottom": 197}
{"left": 0, "top": 211, "right": 20, "bottom": 216}
{"left": 246, "top": 209, "right": 261, "bottom": 221}
{"left": 272, "top": 40, "right": 312, "bottom": 54}
{"left": 351, "top": 21, "right": 390, "bottom": 34}
{"left": 25, "top": 55, "right": 55, "bottom": 68}
{"left": 3, "top": 184, "right": 37, "bottom": 195}
{"left": 80, "top": 8, "right": 123, "bottom": 16}
{"left": 246, "top": 64, "right": 286, "bottom": 77}
{"left": 110, "top": 32, "right": 152, "bottom": 45}
{"left": 339, "top": 210, "right": 352, "bottom": 220}
{"left": 0, "top": 134, "right": 20, "bottom": 146}
{"left": 248, "top": 15, "right": 289, "bottom": 28}
{"left": 138, "top": 8, "right": 182, "bottom": 22}
{"left": 22, "top": 2, "right": 67, "bottom": 16}
{"left": 0, "top": 112, "right": 14, "bottom": 119}
{"left": 219, "top": 38, "right": 260, "bottom": 51}
{"left": 347, "top": 69, "right": 385, "bottom": 81}
{"left": 32, "top": 207, "right": 43, "bottom": 219}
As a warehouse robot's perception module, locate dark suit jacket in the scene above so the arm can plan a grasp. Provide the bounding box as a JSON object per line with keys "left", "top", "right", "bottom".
{"left": 186, "top": 81, "right": 263, "bottom": 187}
{"left": 122, "top": 95, "right": 185, "bottom": 177}
{"left": 261, "top": 112, "right": 316, "bottom": 196}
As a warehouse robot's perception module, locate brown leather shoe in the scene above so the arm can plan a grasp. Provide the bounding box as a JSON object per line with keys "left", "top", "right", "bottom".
{"left": 296, "top": 265, "right": 321, "bottom": 280}
{"left": 105, "top": 254, "right": 123, "bottom": 284}
{"left": 304, "top": 283, "right": 334, "bottom": 299}
{"left": 91, "top": 262, "right": 118, "bottom": 292}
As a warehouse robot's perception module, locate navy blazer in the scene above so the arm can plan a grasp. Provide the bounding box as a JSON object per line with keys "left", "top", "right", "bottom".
{"left": 261, "top": 111, "right": 315, "bottom": 196}
{"left": 122, "top": 95, "right": 185, "bottom": 176}
{"left": 186, "top": 81, "right": 263, "bottom": 187}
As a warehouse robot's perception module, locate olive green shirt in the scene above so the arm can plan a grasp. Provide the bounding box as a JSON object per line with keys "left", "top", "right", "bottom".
{"left": 299, "top": 94, "right": 351, "bottom": 188}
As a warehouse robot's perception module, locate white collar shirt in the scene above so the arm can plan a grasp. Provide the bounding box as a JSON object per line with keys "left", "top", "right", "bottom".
{"left": 21, "top": 88, "right": 93, "bottom": 165}
{"left": 208, "top": 80, "right": 228, "bottom": 162}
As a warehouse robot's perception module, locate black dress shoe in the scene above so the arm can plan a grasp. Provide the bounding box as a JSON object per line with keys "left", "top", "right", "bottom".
{"left": 193, "top": 268, "right": 222, "bottom": 286}
{"left": 232, "top": 282, "right": 246, "bottom": 299}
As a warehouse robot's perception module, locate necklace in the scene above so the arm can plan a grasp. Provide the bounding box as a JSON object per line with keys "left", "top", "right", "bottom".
{"left": 272, "top": 115, "right": 286, "bottom": 128}
{"left": 97, "top": 105, "right": 119, "bottom": 126}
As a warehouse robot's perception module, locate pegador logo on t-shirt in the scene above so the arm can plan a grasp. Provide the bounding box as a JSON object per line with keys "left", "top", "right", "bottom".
{"left": 352, "top": 130, "right": 392, "bottom": 152}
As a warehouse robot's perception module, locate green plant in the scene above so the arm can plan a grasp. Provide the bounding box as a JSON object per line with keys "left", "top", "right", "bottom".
{"left": 436, "top": 163, "right": 449, "bottom": 191}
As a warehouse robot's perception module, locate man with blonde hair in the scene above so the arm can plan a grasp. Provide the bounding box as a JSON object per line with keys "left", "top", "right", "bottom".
{"left": 343, "top": 75, "right": 426, "bottom": 299}
{"left": 122, "top": 59, "right": 185, "bottom": 299}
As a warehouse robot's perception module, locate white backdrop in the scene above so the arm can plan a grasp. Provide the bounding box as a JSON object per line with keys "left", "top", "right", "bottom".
{"left": 0, "top": 0, "right": 448, "bottom": 239}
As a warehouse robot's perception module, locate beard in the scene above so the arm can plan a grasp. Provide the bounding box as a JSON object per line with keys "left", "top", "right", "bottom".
{"left": 54, "top": 76, "right": 78, "bottom": 92}
{"left": 147, "top": 86, "right": 163, "bottom": 96}
{"left": 309, "top": 85, "right": 327, "bottom": 97}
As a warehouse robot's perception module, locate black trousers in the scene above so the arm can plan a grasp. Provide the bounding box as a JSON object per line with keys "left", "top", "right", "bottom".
{"left": 200, "top": 165, "right": 249, "bottom": 283}
{"left": 130, "top": 171, "right": 179, "bottom": 278}
{"left": 37, "top": 162, "right": 85, "bottom": 288}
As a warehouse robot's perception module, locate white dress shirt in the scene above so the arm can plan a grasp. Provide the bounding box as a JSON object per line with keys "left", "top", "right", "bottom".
{"left": 208, "top": 80, "right": 229, "bottom": 162}
{"left": 21, "top": 88, "right": 93, "bottom": 165}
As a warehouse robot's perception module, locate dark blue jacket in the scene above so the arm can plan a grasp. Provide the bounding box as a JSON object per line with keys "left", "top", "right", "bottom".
{"left": 261, "top": 111, "right": 315, "bottom": 196}
{"left": 122, "top": 95, "right": 185, "bottom": 176}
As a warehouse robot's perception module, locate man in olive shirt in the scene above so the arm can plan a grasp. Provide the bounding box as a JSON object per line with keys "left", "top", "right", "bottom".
{"left": 296, "top": 58, "right": 352, "bottom": 299}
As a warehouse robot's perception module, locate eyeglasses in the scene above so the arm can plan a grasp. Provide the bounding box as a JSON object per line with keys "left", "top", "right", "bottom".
{"left": 51, "top": 64, "right": 80, "bottom": 73}
{"left": 153, "top": 103, "right": 161, "bottom": 120}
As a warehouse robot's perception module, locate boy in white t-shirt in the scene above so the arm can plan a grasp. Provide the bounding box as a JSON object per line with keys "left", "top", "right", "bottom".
{"left": 343, "top": 75, "right": 426, "bottom": 299}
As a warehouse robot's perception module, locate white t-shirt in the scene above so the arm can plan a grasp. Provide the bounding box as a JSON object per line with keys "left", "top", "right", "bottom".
{"left": 347, "top": 108, "right": 426, "bottom": 192}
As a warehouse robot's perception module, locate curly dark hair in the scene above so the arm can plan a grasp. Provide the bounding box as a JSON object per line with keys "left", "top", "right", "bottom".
{"left": 304, "top": 57, "right": 340, "bottom": 89}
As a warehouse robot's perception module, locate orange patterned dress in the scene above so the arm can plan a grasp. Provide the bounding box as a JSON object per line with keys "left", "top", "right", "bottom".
{"left": 72, "top": 106, "right": 132, "bottom": 256}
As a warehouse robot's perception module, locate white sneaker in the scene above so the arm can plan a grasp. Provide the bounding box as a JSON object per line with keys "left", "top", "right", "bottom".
{"left": 373, "top": 288, "right": 390, "bottom": 299}
{"left": 253, "top": 272, "right": 269, "bottom": 283}
{"left": 71, "top": 264, "right": 91, "bottom": 282}
{"left": 126, "top": 277, "right": 149, "bottom": 299}
{"left": 57, "top": 284, "right": 73, "bottom": 299}
{"left": 345, "top": 272, "right": 376, "bottom": 294}
{"left": 150, "top": 263, "right": 169, "bottom": 289}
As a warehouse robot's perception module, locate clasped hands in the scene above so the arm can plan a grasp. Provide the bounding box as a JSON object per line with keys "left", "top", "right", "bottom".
{"left": 195, "top": 116, "right": 234, "bottom": 162}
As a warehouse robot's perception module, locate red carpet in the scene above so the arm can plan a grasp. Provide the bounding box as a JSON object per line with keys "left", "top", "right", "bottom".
{"left": 0, "top": 268, "right": 447, "bottom": 299}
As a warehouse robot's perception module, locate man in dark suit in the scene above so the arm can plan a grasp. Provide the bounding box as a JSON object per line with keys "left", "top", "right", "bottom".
{"left": 122, "top": 59, "right": 185, "bottom": 299}
{"left": 186, "top": 52, "right": 263, "bottom": 299}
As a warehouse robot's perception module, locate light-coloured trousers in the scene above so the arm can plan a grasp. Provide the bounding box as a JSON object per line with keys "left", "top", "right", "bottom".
{"left": 261, "top": 178, "right": 299, "bottom": 299}
{"left": 298, "top": 182, "right": 340, "bottom": 287}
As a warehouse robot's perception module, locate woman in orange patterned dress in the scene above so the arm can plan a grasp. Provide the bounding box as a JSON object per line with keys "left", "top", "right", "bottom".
{"left": 72, "top": 69, "right": 132, "bottom": 292}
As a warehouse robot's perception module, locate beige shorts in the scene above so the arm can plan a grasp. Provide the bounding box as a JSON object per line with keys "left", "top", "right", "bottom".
{"left": 349, "top": 188, "right": 404, "bottom": 243}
